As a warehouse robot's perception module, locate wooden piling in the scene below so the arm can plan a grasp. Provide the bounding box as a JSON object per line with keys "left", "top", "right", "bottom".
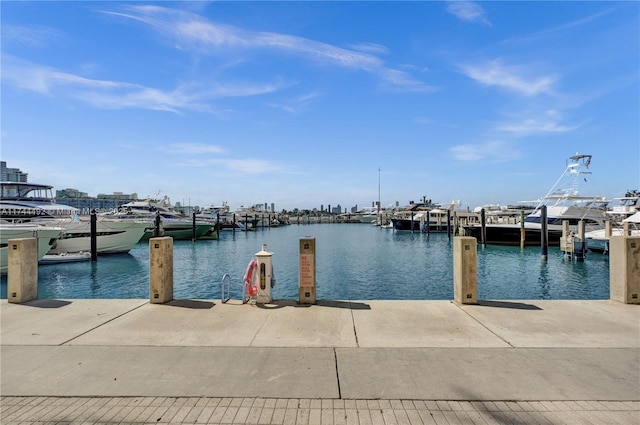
{"left": 192, "top": 212, "right": 196, "bottom": 242}
{"left": 520, "top": 210, "right": 525, "bottom": 248}
{"left": 154, "top": 213, "right": 161, "bottom": 238}
{"left": 90, "top": 210, "right": 97, "bottom": 261}
{"left": 578, "top": 220, "right": 586, "bottom": 260}
{"left": 541, "top": 205, "right": 548, "bottom": 260}
{"left": 411, "top": 211, "right": 414, "bottom": 233}
{"left": 480, "top": 208, "right": 486, "bottom": 247}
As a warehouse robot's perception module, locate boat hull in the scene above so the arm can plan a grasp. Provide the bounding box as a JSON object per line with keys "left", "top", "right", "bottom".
{"left": 140, "top": 222, "right": 214, "bottom": 241}
{"left": 47, "top": 219, "right": 148, "bottom": 254}
{"left": 391, "top": 218, "right": 422, "bottom": 232}
{"left": 391, "top": 218, "right": 452, "bottom": 232}
{"left": 585, "top": 228, "right": 640, "bottom": 253}
{"left": 462, "top": 224, "right": 564, "bottom": 246}
{"left": 1, "top": 225, "right": 63, "bottom": 273}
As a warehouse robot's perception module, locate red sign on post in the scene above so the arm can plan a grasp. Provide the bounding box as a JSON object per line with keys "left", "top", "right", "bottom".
{"left": 299, "top": 238, "right": 316, "bottom": 304}
{"left": 299, "top": 253, "right": 315, "bottom": 287}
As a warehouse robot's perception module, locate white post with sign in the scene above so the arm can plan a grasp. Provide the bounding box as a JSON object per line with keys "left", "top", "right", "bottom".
{"left": 299, "top": 237, "right": 316, "bottom": 304}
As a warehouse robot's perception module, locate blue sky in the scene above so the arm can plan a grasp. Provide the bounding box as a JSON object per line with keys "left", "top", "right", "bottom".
{"left": 1, "top": 1, "right": 638, "bottom": 212}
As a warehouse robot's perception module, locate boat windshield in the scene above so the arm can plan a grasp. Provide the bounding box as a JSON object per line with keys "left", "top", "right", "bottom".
{"left": 1, "top": 183, "right": 54, "bottom": 202}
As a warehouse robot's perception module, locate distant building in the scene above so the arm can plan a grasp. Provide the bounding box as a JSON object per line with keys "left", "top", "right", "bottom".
{"left": 55, "top": 189, "right": 139, "bottom": 212}
{"left": 1, "top": 161, "right": 28, "bottom": 182}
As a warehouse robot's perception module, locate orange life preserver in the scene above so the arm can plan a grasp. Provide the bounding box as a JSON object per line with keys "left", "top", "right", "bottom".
{"left": 243, "top": 258, "right": 258, "bottom": 297}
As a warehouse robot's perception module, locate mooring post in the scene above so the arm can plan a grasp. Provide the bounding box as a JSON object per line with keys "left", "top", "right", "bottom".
{"left": 90, "top": 209, "right": 97, "bottom": 261}
{"left": 192, "top": 212, "right": 196, "bottom": 242}
{"left": 411, "top": 211, "right": 414, "bottom": 233}
{"left": 447, "top": 209, "right": 451, "bottom": 241}
{"left": 7, "top": 238, "right": 38, "bottom": 304}
{"left": 578, "top": 220, "right": 586, "bottom": 260}
{"left": 149, "top": 237, "right": 173, "bottom": 304}
{"left": 480, "top": 208, "right": 486, "bottom": 247}
{"left": 154, "top": 213, "right": 161, "bottom": 238}
{"left": 453, "top": 236, "right": 478, "bottom": 304}
{"left": 426, "top": 211, "right": 430, "bottom": 236}
{"left": 541, "top": 205, "right": 548, "bottom": 260}
{"left": 520, "top": 210, "right": 525, "bottom": 248}
{"left": 610, "top": 236, "right": 640, "bottom": 304}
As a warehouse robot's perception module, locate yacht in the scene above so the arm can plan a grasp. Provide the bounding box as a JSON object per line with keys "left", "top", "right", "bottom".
{"left": 390, "top": 200, "right": 460, "bottom": 232}
{"left": 585, "top": 211, "right": 640, "bottom": 254}
{"left": 1, "top": 181, "right": 148, "bottom": 254}
{"left": 104, "top": 196, "right": 214, "bottom": 240}
{"left": 606, "top": 190, "right": 640, "bottom": 222}
{"left": 462, "top": 154, "right": 609, "bottom": 246}
{"left": 0, "top": 222, "right": 63, "bottom": 273}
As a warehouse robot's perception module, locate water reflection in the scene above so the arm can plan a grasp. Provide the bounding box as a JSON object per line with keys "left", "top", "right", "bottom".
{"left": 1, "top": 225, "right": 610, "bottom": 300}
{"left": 538, "top": 260, "right": 550, "bottom": 299}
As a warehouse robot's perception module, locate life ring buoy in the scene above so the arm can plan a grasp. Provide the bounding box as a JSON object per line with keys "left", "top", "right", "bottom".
{"left": 243, "top": 258, "right": 258, "bottom": 297}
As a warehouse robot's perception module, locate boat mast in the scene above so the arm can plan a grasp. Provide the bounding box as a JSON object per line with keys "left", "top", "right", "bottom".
{"left": 378, "top": 167, "right": 381, "bottom": 220}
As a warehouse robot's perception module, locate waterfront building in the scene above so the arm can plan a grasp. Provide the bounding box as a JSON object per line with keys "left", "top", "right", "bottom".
{"left": 1, "top": 161, "right": 28, "bottom": 182}
{"left": 55, "top": 189, "right": 140, "bottom": 213}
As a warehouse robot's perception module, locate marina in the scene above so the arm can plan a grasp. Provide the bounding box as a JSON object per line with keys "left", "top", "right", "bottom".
{"left": 1, "top": 223, "right": 610, "bottom": 301}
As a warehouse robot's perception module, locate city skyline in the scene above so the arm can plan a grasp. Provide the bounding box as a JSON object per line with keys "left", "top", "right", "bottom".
{"left": 2, "top": 1, "right": 638, "bottom": 211}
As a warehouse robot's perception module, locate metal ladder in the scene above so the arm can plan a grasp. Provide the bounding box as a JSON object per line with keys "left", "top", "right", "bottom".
{"left": 221, "top": 274, "right": 231, "bottom": 303}
{"left": 221, "top": 273, "right": 252, "bottom": 304}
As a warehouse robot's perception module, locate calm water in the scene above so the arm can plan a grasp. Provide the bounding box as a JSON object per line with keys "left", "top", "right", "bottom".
{"left": 1, "top": 224, "right": 610, "bottom": 300}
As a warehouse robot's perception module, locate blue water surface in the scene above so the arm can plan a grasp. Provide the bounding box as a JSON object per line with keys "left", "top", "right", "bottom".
{"left": 1, "top": 224, "right": 610, "bottom": 300}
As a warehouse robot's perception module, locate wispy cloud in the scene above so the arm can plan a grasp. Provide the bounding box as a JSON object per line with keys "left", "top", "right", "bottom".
{"left": 446, "top": 1, "right": 491, "bottom": 26}
{"left": 267, "top": 91, "right": 322, "bottom": 114}
{"left": 450, "top": 140, "right": 521, "bottom": 162}
{"left": 2, "top": 24, "right": 64, "bottom": 48}
{"left": 496, "top": 110, "right": 582, "bottom": 136}
{"left": 460, "top": 59, "right": 557, "bottom": 96}
{"left": 102, "top": 5, "right": 434, "bottom": 92}
{"left": 1, "top": 54, "right": 287, "bottom": 113}
{"left": 160, "top": 143, "right": 227, "bottom": 155}
{"left": 503, "top": 9, "right": 613, "bottom": 44}
{"left": 348, "top": 42, "right": 390, "bottom": 55}
{"left": 175, "top": 157, "right": 288, "bottom": 174}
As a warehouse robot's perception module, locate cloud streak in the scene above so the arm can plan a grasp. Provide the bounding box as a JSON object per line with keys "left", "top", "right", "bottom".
{"left": 450, "top": 140, "right": 521, "bottom": 162}
{"left": 496, "top": 110, "right": 582, "bottom": 136}
{"left": 103, "top": 5, "right": 434, "bottom": 93}
{"left": 460, "top": 59, "right": 557, "bottom": 96}
{"left": 1, "top": 54, "right": 288, "bottom": 113}
{"left": 446, "top": 1, "right": 491, "bottom": 26}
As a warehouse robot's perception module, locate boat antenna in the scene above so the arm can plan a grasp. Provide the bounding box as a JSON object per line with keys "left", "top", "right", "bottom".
{"left": 378, "top": 167, "right": 381, "bottom": 217}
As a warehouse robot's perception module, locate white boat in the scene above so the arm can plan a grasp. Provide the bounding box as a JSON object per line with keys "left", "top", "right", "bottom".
{"left": 42, "top": 217, "right": 149, "bottom": 255}
{"left": 0, "top": 223, "right": 63, "bottom": 273}
{"left": 102, "top": 197, "right": 214, "bottom": 240}
{"left": 462, "top": 154, "right": 610, "bottom": 245}
{"left": 1, "top": 181, "right": 148, "bottom": 253}
{"left": 40, "top": 251, "right": 91, "bottom": 264}
{"left": 606, "top": 190, "right": 640, "bottom": 222}
{"left": 586, "top": 211, "right": 640, "bottom": 254}
{"left": 390, "top": 200, "right": 461, "bottom": 232}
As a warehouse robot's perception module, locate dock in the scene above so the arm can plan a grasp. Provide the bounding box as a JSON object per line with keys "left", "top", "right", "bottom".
{"left": 1, "top": 298, "right": 638, "bottom": 424}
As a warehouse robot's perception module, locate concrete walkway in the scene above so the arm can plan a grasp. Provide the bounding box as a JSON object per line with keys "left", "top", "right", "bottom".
{"left": 1, "top": 298, "right": 639, "bottom": 424}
